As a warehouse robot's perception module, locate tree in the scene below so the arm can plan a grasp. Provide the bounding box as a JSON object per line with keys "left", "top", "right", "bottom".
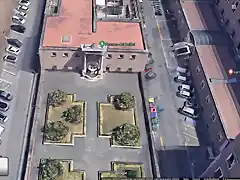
{"left": 114, "top": 92, "right": 135, "bottom": 110}
{"left": 48, "top": 90, "right": 67, "bottom": 107}
{"left": 112, "top": 123, "right": 140, "bottom": 146}
{"left": 62, "top": 105, "right": 82, "bottom": 124}
{"left": 39, "top": 159, "right": 63, "bottom": 180}
{"left": 44, "top": 121, "right": 69, "bottom": 142}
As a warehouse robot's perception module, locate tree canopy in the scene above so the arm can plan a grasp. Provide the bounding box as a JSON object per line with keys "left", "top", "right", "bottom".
{"left": 44, "top": 121, "right": 69, "bottom": 142}
{"left": 39, "top": 159, "right": 63, "bottom": 180}
{"left": 62, "top": 105, "right": 82, "bottom": 124}
{"left": 114, "top": 92, "right": 135, "bottom": 110}
{"left": 112, "top": 123, "right": 140, "bottom": 146}
{"left": 48, "top": 90, "right": 67, "bottom": 107}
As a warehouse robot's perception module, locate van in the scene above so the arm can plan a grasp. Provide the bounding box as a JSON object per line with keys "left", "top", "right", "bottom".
{"left": 0, "top": 125, "right": 5, "bottom": 135}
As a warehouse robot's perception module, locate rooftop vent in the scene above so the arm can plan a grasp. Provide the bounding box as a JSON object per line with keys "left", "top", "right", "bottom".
{"left": 61, "top": 35, "right": 71, "bottom": 43}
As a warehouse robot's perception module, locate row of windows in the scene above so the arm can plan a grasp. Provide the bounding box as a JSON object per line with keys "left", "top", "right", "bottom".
{"left": 213, "top": 152, "right": 238, "bottom": 178}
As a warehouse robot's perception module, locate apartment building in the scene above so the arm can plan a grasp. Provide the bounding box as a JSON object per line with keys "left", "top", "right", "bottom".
{"left": 39, "top": 0, "right": 148, "bottom": 80}
{"left": 179, "top": 0, "right": 240, "bottom": 157}
{"left": 201, "top": 133, "right": 240, "bottom": 178}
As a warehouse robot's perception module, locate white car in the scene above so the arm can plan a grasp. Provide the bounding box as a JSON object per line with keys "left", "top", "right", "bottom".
{"left": 12, "top": 15, "right": 25, "bottom": 24}
{"left": 19, "top": 0, "right": 30, "bottom": 6}
{"left": 16, "top": 11, "right": 27, "bottom": 18}
{"left": 3, "top": 54, "right": 18, "bottom": 63}
{"left": 17, "top": 5, "right": 29, "bottom": 11}
{"left": 0, "top": 125, "right": 4, "bottom": 135}
{"left": 173, "top": 45, "right": 191, "bottom": 57}
{"left": 0, "top": 112, "right": 8, "bottom": 124}
{"left": 5, "top": 45, "right": 20, "bottom": 55}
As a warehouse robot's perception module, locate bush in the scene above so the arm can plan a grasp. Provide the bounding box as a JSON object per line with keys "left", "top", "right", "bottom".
{"left": 62, "top": 105, "right": 82, "bottom": 124}
{"left": 48, "top": 90, "right": 67, "bottom": 107}
{"left": 39, "top": 159, "right": 63, "bottom": 180}
{"left": 44, "top": 121, "right": 69, "bottom": 142}
{"left": 112, "top": 123, "right": 140, "bottom": 146}
{"left": 114, "top": 92, "right": 135, "bottom": 110}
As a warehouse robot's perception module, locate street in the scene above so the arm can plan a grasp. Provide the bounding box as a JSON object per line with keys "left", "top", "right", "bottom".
{"left": 0, "top": 0, "right": 45, "bottom": 179}
{"left": 141, "top": 0, "right": 212, "bottom": 177}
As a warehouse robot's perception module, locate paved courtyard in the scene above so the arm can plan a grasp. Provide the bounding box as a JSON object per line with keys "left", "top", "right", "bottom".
{"left": 27, "top": 72, "right": 152, "bottom": 180}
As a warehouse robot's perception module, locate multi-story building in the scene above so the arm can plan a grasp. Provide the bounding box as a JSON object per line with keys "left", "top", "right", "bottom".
{"left": 39, "top": 0, "right": 148, "bottom": 81}
{"left": 179, "top": 0, "right": 240, "bottom": 155}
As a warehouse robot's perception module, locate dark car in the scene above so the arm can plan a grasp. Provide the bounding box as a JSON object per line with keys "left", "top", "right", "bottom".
{"left": 3, "top": 54, "right": 17, "bottom": 63}
{"left": 0, "top": 90, "right": 13, "bottom": 101}
{"left": 0, "top": 100, "right": 9, "bottom": 112}
{"left": 11, "top": 24, "right": 25, "bottom": 33}
{"left": 184, "top": 101, "right": 199, "bottom": 108}
{"left": 7, "top": 38, "right": 22, "bottom": 48}
{"left": 178, "top": 106, "right": 200, "bottom": 119}
{"left": 155, "top": 11, "right": 162, "bottom": 16}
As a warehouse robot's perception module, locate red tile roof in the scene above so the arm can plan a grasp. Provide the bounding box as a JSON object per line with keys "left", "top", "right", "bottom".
{"left": 42, "top": 0, "right": 144, "bottom": 50}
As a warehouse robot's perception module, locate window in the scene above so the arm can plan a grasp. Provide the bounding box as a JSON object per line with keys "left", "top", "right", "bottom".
{"left": 196, "top": 66, "right": 201, "bottom": 74}
{"left": 206, "top": 95, "right": 210, "bottom": 104}
{"left": 200, "top": 80, "right": 205, "bottom": 89}
{"left": 51, "top": 52, "right": 56, "bottom": 57}
{"left": 127, "top": 68, "right": 133, "bottom": 72}
{"left": 217, "top": 132, "right": 223, "bottom": 141}
{"left": 230, "top": 30, "right": 235, "bottom": 38}
{"left": 118, "top": 54, "right": 124, "bottom": 59}
{"left": 226, "top": 153, "right": 237, "bottom": 169}
{"left": 211, "top": 113, "right": 216, "bottom": 122}
{"left": 130, "top": 55, "right": 136, "bottom": 60}
{"left": 220, "top": 9, "right": 224, "bottom": 16}
{"left": 214, "top": 168, "right": 223, "bottom": 178}
{"left": 225, "top": 19, "right": 229, "bottom": 27}
{"left": 106, "top": 54, "right": 112, "bottom": 59}
{"left": 206, "top": 124, "right": 209, "bottom": 129}
{"left": 237, "top": 42, "right": 240, "bottom": 51}
{"left": 63, "top": 53, "right": 68, "bottom": 57}
{"left": 116, "top": 67, "right": 121, "bottom": 71}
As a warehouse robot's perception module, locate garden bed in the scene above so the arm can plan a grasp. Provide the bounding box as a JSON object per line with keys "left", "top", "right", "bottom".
{"left": 44, "top": 94, "right": 86, "bottom": 144}
{"left": 99, "top": 162, "right": 144, "bottom": 179}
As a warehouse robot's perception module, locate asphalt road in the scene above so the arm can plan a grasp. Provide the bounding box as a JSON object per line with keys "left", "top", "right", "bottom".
{"left": 141, "top": 0, "right": 211, "bottom": 177}
{"left": 27, "top": 72, "right": 153, "bottom": 180}
{"left": 0, "top": 0, "right": 45, "bottom": 179}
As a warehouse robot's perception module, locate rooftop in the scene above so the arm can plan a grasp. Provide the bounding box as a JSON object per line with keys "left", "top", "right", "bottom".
{"left": 181, "top": 1, "right": 240, "bottom": 139}
{"left": 42, "top": 0, "right": 144, "bottom": 50}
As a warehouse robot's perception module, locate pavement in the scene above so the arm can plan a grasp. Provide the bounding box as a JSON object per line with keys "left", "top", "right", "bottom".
{"left": 140, "top": 0, "right": 212, "bottom": 177}
{"left": 27, "top": 72, "right": 153, "bottom": 180}
{"left": 0, "top": 0, "right": 46, "bottom": 179}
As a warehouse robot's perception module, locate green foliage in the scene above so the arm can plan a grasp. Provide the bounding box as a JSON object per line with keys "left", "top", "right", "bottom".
{"left": 39, "top": 159, "right": 63, "bottom": 180}
{"left": 125, "top": 170, "right": 137, "bottom": 178}
{"left": 114, "top": 92, "right": 135, "bottom": 110}
{"left": 44, "top": 121, "right": 69, "bottom": 142}
{"left": 112, "top": 123, "right": 140, "bottom": 146}
{"left": 48, "top": 90, "right": 67, "bottom": 107}
{"left": 62, "top": 105, "right": 82, "bottom": 124}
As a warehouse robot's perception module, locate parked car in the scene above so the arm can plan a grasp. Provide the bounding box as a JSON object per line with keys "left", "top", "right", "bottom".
{"left": 184, "top": 117, "right": 196, "bottom": 127}
{"left": 178, "top": 84, "right": 195, "bottom": 93}
{"left": 5, "top": 45, "right": 20, "bottom": 55}
{"left": 17, "top": 5, "right": 29, "bottom": 11}
{"left": 145, "top": 71, "right": 157, "bottom": 80}
{"left": 184, "top": 100, "right": 199, "bottom": 108}
{"left": 155, "top": 11, "right": 162, "bottom": 16}
{"left": 0, "top": 90, "right": 13, "bottom": 101}
{"left": 174, "top": 75, "right": 192, "bottom": 84}
{"left": 3, "top": 54, "right": 18, "bottom": 63}
{"left": 0, "top": 125, "right": 5, "bottom": 135}
{"left": 176, "top": 90, "right": 195, "bottom": 100}
{"left": 7, "top": 38, "right": 22, "bottom": 48}
{"left": 12, "top": 15, "right": 25, "bottom": 25}
{"left": 176, "top": 67, "right": 190, "bottom": 76}
{"left": 0, "top": 101, "right": 9, "bottom": 112}
{"left": 15, "top": 10, "right": 27, "bottom": 18}
{"left": 19, "top": 0, "right": 30, "bottom": 6}
{"left": 173, "top": 45, "right": 191, "bottom": 57}
{"left": 11, "top": 24, "right": 25, "bottom": 33}
{"left": 178, "top": 106, "right": 200, "bottom": 119}
{"left": 0, "top": 113, "right": 8, "bottom": 124}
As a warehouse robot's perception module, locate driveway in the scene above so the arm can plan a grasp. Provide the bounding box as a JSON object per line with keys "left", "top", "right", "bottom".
{"left": 27, "top": 72, "right": 153, "bottom": 180}
{"left": 0, "top": 0, "right": 46, "bottom": 179}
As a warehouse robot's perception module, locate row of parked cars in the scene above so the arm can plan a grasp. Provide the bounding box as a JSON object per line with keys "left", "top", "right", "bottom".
{"left": 173, "top": 67, "right": 201, "bottom": 120}
{"left": 3, "top": 0, "right": 30, "bottom": 64}
{"left": 0, "top": 0, "right": 30, "bottom": 138}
